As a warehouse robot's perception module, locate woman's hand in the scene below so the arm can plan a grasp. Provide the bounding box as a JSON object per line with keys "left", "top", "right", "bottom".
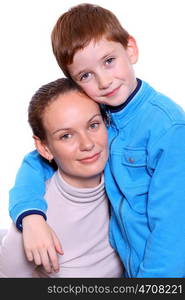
{"left": 22, "top": 215, "right": 64, "bottom": 273}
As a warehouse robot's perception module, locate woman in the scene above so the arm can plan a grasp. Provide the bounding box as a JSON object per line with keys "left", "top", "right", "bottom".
{"left": 0, "top": 78, "right": 123, "bottom": 277}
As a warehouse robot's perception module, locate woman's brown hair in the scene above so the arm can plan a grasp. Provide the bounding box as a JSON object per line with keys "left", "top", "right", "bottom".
{"left": 28, "top": 78, "right": 80, "bottom": 140}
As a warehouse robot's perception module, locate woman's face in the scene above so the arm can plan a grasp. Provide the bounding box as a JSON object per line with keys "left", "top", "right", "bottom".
{"left": 39, "top": 91, "right": 108, "bottom": 188}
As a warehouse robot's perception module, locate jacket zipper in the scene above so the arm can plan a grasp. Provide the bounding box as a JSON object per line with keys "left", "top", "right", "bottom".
{"left": 118, "top": 199, "right": 132, "bottom": 278}
{"left": 107, "top": 110, "right": 132, "bottom": 277}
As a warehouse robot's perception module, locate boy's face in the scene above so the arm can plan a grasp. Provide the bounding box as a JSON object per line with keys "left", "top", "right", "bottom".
{"left": 68, "top": 37, "right": 138, "bottom": 106}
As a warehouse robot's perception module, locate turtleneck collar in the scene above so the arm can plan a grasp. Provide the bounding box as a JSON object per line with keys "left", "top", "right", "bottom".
{"left": 54, "top": 170, "right": 106, "bottom": 204}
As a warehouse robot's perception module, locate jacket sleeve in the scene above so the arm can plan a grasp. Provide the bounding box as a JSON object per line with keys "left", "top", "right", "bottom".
{"left": 137, "top": 123, "right": 185, "bottom": 277}
{"left": 9, "top": 150, "right": 55, "bottom": 231}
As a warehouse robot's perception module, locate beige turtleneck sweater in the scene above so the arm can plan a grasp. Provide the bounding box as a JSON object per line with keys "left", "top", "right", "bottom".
{"left": 44, "top": 170, "right": 123, "bottom": 278}
{"left": 0, "top": 170, "right": 123, "bottom": 278}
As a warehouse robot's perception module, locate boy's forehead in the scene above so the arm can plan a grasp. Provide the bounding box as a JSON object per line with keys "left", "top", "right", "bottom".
{"left": 68, "top": 38, "right": 119, "bottom": 74}
{"left": 75, "top": 37, "right": 116, "bottom": 58}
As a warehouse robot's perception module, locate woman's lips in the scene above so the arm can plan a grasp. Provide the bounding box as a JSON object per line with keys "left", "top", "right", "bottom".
{"left": 79, "top": 153, "right": 100, "bottom": 163}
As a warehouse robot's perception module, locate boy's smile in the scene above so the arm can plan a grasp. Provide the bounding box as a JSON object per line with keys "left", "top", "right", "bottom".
{"left": 68, "top": 37, "right": 139, "bottom": 106}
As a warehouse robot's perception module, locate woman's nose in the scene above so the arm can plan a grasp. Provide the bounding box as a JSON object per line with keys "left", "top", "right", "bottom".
{"left": 79, "top": 134, "right": 95, "bottom": 151}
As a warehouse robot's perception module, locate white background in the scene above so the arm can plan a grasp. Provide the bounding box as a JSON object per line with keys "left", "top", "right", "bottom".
{"left": 0, "top": 0, "right": 185, "bottom": 229}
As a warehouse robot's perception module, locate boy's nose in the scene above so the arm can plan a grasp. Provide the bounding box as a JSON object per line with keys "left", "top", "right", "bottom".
{"left": 97, "top": 73, "right": 112, "bottom": 90}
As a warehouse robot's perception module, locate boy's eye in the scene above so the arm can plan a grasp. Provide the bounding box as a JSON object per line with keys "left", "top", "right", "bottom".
{"left": 80, "top": 72, "right": 91, "bottom": 81}
{"left": 105, "top": 57, "right": 115, "bottom": 65}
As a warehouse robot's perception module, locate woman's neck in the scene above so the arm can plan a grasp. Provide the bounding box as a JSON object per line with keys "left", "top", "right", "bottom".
{"left": 58, "top": 170, "right": 102, "bottom": 188}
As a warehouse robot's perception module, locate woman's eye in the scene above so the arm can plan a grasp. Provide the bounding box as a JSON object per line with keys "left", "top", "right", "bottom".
{"left": 90, "top": 122, "right": 99, "bottom": 129}
{"left": 59, "top": 133, "right": 72, "bottom": 140}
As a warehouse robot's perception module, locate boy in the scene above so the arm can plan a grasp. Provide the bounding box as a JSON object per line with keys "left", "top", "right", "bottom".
{"left": 9, "top": 3, "right": 185, "bottom": 277}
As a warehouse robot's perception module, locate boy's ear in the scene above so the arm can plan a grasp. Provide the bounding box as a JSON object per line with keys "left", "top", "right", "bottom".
{"left": 126, "top": 36, "right": 139, "bottom": 64}
{"left": 33, "top": 135, "right": 54, "bottom": 162}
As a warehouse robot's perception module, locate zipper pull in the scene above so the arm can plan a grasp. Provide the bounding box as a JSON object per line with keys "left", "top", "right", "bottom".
{"left": 105, "top": 110, "right": 112, "bottom": 127}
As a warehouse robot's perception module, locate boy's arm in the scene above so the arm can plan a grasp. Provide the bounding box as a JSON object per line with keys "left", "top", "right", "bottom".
{"left": 9, "top": 150, "right": 54, "bottom": 230}
{"left": 22, "top": 215, "right": 63, "bottom": 273}
{"left": 137, "top": 124, "right": 185, "bottom": 277}
{"left": 9, "top": 150, "right": 63, "bottom": 273}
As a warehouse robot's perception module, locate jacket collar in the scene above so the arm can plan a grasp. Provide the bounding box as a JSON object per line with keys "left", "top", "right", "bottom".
{"left": 107, "top": 80, "right": 155, "bottom": 128}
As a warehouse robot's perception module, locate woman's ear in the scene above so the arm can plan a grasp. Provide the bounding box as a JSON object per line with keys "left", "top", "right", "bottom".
{"left": 126, "top": 36, "right": 139, "bottom": 64}
{"left": 33, "top": 135, "right": 53, "bottom": 162}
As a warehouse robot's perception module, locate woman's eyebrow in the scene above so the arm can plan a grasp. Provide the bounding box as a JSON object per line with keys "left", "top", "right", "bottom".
{"left": 52, "top": 127, "right": 71, "bottom": 135}
{"left": 88, "top": 113, "right": 102, "bottom": 121}
{"left": 52, "top": 113, "right": 102, "bottom": 135}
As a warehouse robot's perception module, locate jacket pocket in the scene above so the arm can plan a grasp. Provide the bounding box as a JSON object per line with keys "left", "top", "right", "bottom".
{"left": 121, "top": 148, "right": 150, "bottom": 213}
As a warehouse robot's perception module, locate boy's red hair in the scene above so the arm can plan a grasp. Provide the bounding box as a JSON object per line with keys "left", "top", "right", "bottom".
{"left": 51, "top": 3, "right": 129, "bottom": 77}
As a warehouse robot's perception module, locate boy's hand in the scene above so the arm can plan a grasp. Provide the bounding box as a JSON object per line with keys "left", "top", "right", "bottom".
{"left": 22, "top": 215, "right": 64, "bottom": 273}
